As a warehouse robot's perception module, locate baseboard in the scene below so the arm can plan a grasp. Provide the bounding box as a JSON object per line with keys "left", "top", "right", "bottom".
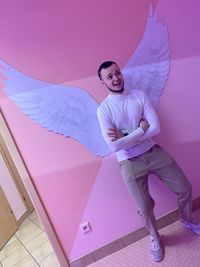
{"left": 69, "top": 196, "right": 200, "bottom": 267}
{"left": 17, "top": 210, "right": 30, "bottom": 226}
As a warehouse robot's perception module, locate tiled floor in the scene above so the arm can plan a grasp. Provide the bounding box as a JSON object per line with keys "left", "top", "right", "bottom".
{"left": 2, "top": 209, "right": 200, "bottom": 267}
{"left": 0, "top": 210, "right": 60, "bottom": 267}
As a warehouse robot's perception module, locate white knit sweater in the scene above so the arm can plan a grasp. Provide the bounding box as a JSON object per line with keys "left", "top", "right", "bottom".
{"left": 97, "top": 89, "right": 160, "bottom": 161}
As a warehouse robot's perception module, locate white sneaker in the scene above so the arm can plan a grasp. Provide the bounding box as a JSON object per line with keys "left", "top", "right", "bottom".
{"left": 150, "top": 236, "right": 164, "bottom": 262}
{"left": 182, "top": 220, "right": 200, "bottom": 235}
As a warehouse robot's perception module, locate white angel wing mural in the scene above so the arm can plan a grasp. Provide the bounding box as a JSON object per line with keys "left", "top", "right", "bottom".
{"left": 0, "top": 4, "right": 170, "bottom": 157}
{"left": 0, "top": 59, "right": 111, "bottom": 157}
{"left": 122, "top": 4, "right": 170, "bottom": 109}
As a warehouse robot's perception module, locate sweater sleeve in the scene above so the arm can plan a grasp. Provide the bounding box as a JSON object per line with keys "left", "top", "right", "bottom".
{"left": 97, "top": 106, "right": 144, "bottom": 152}
{"left": 136, "top": 91, "right": 160, "bottom": 142}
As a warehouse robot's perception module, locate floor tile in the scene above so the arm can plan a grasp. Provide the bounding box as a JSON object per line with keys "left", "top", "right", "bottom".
{"left": 0, "top": 236, "right": 22, "bottom": 261}
{"left": 39, "top": 252, "right": 60, "bottom": 267}
{"left": 15, "top": 219, "right": 43, "bottom": 244}
{"left": 28, "top": 211, "right": 38, "bottom": 221}
{"left": 1, "top": 246, "right": 29, "bottom": 267}
{"left": 19, "top": 218, "right": 31, "bottom": 226}
{"left": 32, "top": 217, "right": 44, "bottom": 230}
{"left": 24, "top": 232, "right": 53, "bottom": 263}
{"left": 24, "top": 232, "right": 49, "bottom": 252}
{"left": 12, "top": 255, "right": 38, "bottom": 267}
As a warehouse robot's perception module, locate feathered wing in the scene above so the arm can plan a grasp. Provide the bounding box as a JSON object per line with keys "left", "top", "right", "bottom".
{"left": 122, "top": 4, "right": 170, "bottom": 109}
{"left": 0, "top": 59, "right": 111, "bottom": 157}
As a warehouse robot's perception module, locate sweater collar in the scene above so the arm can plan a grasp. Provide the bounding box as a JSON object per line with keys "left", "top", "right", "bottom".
{"left": 107, "top": 89, "right": 130, "bottom": 101}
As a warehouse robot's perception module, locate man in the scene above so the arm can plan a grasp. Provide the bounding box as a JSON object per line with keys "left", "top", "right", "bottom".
{"left": 97, "top": 61, "right": 200, "bottom": 262}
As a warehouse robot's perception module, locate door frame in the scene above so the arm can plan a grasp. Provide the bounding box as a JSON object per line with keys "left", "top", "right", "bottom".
{"left": 0, "top": 111, "right": 34, "bottom": 218}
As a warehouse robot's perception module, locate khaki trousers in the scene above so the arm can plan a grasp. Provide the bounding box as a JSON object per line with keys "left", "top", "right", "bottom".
{"left": 119, "top": 145, "right": 192, "bottom": 239}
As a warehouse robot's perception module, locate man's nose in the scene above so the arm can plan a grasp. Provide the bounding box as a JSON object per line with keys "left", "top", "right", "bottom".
{"left": 113, "top": 75, "right": 119, "bottom": 81}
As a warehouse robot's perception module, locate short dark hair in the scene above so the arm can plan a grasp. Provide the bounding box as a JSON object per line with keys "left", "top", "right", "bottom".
{"left": 97, "top": 61, "right": 116, "bottom": 80}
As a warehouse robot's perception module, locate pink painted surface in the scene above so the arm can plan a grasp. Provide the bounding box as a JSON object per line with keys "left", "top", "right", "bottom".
{"left": 0, "top": 0, "right": 200, "bottom": 263}
{"left": 70, "top": 154, "right": 141, "bottom": 259}
{"left": 0, "top": 0, "right": 149, "bottom": 83}
{"left": 157, "top": 0, "right": 200, "bottom": 60}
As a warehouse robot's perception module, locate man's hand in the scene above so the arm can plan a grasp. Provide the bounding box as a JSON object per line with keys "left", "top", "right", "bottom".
{"left": 139, "top": 119, "right": 149, "bottom": 132}
{"left": 107, "top": 128, "right": 124, "bottom": 141}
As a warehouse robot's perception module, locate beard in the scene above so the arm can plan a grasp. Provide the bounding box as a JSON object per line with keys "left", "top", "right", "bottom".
{"left": 105, "top": 82, "right": 125, "bottom": 94}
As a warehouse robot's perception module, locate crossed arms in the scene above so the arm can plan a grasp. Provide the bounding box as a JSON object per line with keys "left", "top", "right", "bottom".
{"left": 108, "top": 118, "right": 150, "bottom": 141}
{"left": 97, "top": 94, "right": 160, "bottom": 153}
{"left": 105, "top": 115, "right": 159, "bottom": 153}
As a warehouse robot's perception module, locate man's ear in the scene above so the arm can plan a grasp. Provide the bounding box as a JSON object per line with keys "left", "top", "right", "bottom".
{"left": 101, "top": 79, "right": 105, "bottom": 85}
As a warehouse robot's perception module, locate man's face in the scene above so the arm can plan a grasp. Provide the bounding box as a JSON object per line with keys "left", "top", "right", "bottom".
{"left": 100, "top": 64, "right": 124, "bottom": 94}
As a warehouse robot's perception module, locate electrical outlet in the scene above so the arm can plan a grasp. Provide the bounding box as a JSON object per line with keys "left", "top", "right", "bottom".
{"left": 80, "top": 222, "right": 92, "bottom": 234}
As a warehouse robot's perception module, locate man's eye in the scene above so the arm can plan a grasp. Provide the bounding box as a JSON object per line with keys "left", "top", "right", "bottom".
{"left": 108, "top": 76, "right": 112, "bottom": 80}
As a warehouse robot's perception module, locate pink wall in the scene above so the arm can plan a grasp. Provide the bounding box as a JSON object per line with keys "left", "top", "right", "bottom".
{"left": 0, "top": 0, "right": 150, "bottom": 83}
{"left": 0, "top": 0, "right": 200, "bottom": 264}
